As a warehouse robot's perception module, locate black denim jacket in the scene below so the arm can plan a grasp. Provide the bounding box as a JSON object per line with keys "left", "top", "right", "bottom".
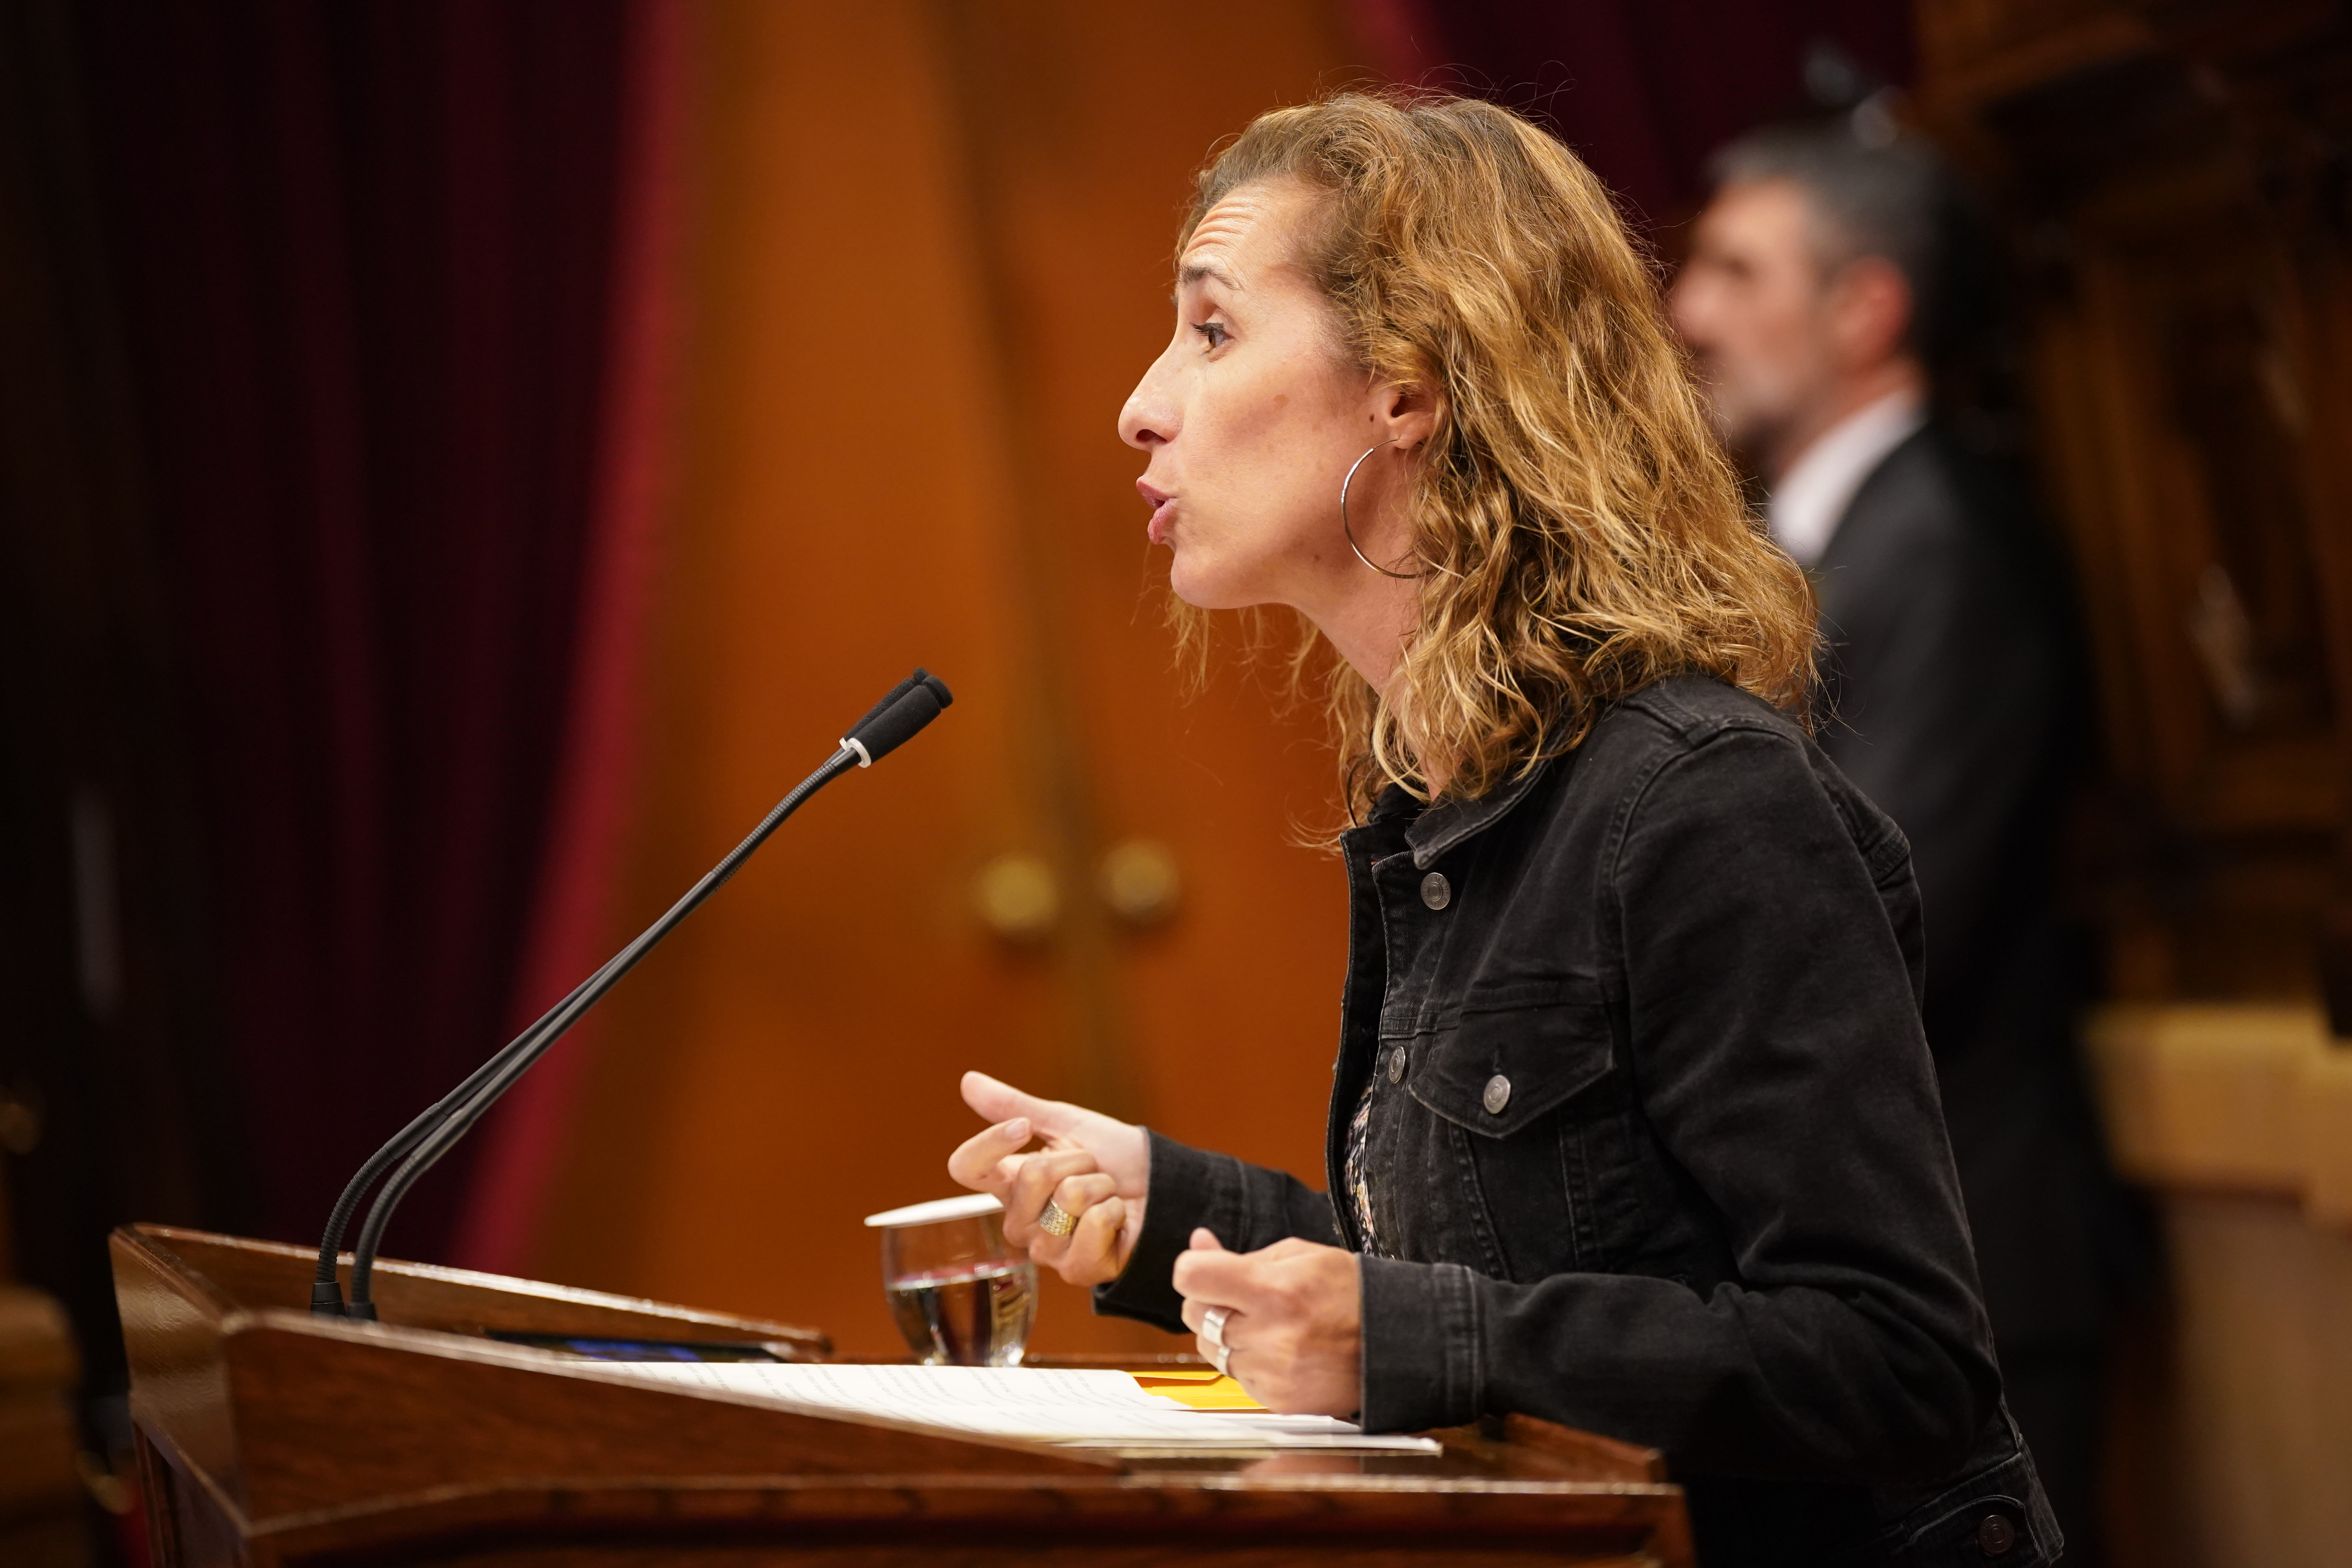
{"left": 1097, "top": 675, "right": 2062, "bottom": 1567}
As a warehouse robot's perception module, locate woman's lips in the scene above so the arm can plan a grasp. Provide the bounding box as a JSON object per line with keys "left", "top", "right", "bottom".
{"left": 1137, "top": 481, "right": 1174, "bottom": 544}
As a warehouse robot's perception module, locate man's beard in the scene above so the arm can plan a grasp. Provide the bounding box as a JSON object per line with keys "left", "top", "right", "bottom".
{"left": 1691, "top": 359, "right": 1786, "bottom": 474}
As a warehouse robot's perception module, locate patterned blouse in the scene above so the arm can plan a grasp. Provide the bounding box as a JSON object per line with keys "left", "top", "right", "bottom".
{"left": 1341, "top": 1076, "right": 1392, "bottom": 1259}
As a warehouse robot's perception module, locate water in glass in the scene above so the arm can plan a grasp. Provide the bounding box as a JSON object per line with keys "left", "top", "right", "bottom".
{"left": 868, "top": 1195, "right": 1036, "bottom": 1366}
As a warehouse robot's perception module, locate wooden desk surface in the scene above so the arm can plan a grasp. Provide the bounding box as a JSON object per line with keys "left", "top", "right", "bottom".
{"left": 116, "top": 1225, "right": 1692, "bottom": 1567}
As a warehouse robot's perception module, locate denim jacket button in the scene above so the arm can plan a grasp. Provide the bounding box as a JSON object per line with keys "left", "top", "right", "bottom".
{"left": 1420, "top": 871, "right": 1452, "bottom": 910}
{"left": 1483, "top": 1074, "right": 1511, "bottom": 1114}
{"left": 1976, "top": 1513, "right": 2016, "bottom": 1556}
{"left": 1386, "top": 1047, "right": 1407, "bottom": 1083}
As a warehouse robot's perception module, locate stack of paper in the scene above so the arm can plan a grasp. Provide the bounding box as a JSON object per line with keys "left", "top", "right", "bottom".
{"left": 597, "top": 1361, "right": 1439, "bottom": 1454}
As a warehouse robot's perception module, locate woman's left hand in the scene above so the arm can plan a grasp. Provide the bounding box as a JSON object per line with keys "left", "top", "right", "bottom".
{"left": 1174, "top": 1229, "right": 1361, "bottom": 1417}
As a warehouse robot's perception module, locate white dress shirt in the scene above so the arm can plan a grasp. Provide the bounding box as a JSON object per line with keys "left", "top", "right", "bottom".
{"left": 1766, "top": 388, "right": 1927, "bottom": 568}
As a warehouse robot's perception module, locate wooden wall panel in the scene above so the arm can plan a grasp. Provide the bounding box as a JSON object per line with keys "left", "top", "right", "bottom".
{"left": 926, "top": 1, "right": 1364, "bottom": 1176}
{"left": 529, "top": 1, "right": 1367, "bottom": 1357}
{"left": 1918, "top": 0, "right": 2352, "bottom": 1003}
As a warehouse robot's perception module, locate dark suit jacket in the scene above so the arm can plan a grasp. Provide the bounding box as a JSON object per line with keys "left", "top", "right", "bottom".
{"left": 1812, "top": 424, "right": 2128, "bottom": 1351}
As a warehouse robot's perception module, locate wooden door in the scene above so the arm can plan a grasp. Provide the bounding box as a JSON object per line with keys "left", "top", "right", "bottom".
{"left": 527, "top": 0, "right": 1372, "bottom": 1357}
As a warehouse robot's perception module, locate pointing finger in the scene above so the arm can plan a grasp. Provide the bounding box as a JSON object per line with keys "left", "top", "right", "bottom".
{"left": 962, "top": 1072, "right": 1057, "bottom": 1129}
{"left": 961, "top": 1071, "right": 1098, "bottom": 1152}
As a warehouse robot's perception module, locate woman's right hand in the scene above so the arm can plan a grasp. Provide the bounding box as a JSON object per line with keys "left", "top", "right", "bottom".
{"left": 948, "top": 1071, "right": 1149, "bottom": 1287}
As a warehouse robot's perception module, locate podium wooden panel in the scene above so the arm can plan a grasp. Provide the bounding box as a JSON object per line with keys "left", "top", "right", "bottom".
{"left": 113, "top": 1225, "right": 1692, "bottom": 1566}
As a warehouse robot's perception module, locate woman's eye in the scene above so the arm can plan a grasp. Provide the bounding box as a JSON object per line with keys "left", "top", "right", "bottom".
{"left": 1193, "top": 320, "right": 1229, "bottom": 350}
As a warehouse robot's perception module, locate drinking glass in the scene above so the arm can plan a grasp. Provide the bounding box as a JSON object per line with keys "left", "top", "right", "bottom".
{"left": 863, "top": 1194, "right": 1037, "bottom": 1366}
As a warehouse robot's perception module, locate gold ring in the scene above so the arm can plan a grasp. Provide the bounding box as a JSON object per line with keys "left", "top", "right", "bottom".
{"left": 1037, "top": 1199, "right": 1079, "bottom": 1237}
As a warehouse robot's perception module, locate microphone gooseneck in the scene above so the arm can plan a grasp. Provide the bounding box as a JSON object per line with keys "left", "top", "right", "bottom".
{"left": 305, "top": 957, "right": 618, "bottom": 1314}
{"left": 313, "top": 669, "right": 954, "bottom": 1318}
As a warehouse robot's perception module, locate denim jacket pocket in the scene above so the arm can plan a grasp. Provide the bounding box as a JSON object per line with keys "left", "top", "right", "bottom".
{"left": 1396, "top": 996, "right": 1630, "bottom": 1279}
{"left": 1406, "top": 998, "right": 1616, "bottom": 1138}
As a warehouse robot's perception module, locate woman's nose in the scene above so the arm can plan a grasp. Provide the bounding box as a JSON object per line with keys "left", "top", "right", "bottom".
{"left": 1119, "top": 354, "right": 1179, "bottom": 451}
{"left": 1120, "top": 404, "right": 1165, "bottom": 450}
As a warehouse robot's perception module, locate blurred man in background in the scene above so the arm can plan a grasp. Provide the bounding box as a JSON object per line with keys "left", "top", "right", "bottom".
{"left": 1670, "top": 114, "right": 2137, "bottom": 1563}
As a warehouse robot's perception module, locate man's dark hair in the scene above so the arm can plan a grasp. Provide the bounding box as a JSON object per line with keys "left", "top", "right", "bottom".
{"left": 1708, "top": 112, "right": 1992, "bottom": 373}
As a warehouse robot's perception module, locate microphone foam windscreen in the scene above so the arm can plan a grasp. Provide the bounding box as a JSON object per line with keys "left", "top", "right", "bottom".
{"left": 845, "top": 672, "right": 924, "bottom": 741}
{"left": 847, "top": 668, "right": 953, "bottom": 763}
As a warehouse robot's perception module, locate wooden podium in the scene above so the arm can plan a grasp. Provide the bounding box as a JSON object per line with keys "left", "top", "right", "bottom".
{"left": 113, "top": 1225, "right": 1692, "bottom": 1566}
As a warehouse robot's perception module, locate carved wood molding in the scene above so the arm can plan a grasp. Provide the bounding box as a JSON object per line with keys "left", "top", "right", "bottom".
{"left": 1917, "top": 0, "right": 2352, "bottom": 1001}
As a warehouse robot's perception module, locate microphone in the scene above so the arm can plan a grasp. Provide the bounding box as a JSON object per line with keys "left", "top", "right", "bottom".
{"left": 839, "top": 668, "right": 951, "bottom": 766}
{"left": 311, "top": 669, "right": 954, "bottom": 1318}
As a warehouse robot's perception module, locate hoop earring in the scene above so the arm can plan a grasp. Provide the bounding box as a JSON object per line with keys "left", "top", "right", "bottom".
{"left": 1341, "top": 439, "right": 1421, "bottom": 579}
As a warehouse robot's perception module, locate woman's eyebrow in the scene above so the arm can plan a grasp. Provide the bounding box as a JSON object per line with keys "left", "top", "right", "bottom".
{"left": 1178, "top": 257, "right": 1243, "bottom": 292}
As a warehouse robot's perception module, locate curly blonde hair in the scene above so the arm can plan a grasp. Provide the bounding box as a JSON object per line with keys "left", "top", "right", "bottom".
{"left": 1176, "top": 91, "right": 1815, "bottom": 814}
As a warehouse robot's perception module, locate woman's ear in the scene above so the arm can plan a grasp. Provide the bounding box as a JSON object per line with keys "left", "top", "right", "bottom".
{"left": 1374, "top": 379, "right": 1442, "bottom": 453}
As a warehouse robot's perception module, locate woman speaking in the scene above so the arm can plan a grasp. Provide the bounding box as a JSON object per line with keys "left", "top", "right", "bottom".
{"left": 947, "top": 93, "right": 2058, "bottom": 1567}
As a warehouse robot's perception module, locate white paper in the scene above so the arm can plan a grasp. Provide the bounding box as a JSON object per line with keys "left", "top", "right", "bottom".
{"left": 593, "top": 1361, "right": 1439, "bottom": 1453}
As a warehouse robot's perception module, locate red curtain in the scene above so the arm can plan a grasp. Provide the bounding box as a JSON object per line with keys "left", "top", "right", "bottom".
{"left": 454, "top": 0, "right": 689, "bottom": 1277}
{"left": 78, "top": 0, "right": 639, "bottom": 1256}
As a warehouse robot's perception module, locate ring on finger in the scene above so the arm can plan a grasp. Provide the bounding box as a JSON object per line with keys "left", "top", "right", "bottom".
{"left": 1200, "top": 1306, "right": 1230, "bottom": 1351}
{"left": 1208, "top": 1340, "right": 1231, "bottom": 1376}
{"left": 1036, "top": 1199, "right": 1079, "bottom": 1238}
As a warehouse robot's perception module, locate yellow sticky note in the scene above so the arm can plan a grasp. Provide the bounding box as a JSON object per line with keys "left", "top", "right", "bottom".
{"left": 1137, "top": 1374, "right": 1266, "bottom": 1411}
